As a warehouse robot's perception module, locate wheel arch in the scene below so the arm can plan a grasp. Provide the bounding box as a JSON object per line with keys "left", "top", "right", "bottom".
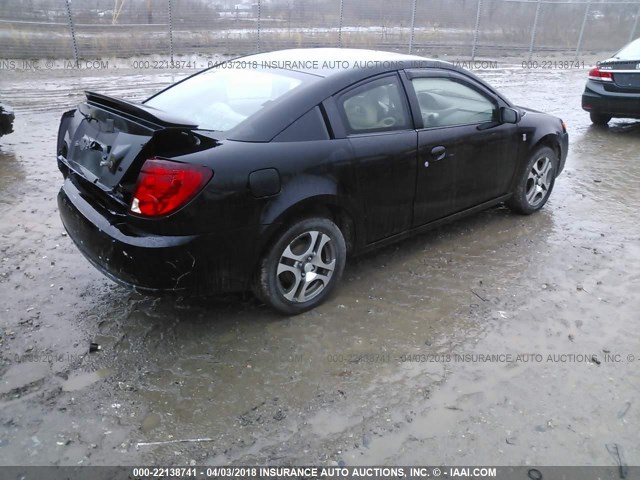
{"left": 259, "top": 195, "right": 358, "bottom": 257}
{"left": 529, "top": 133, "right": 561, "bottom": 161}
{"left": 252, "top": 174, "right": 360, "bottom": 281}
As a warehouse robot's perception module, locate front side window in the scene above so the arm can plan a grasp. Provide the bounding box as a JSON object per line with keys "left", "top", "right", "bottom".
{"left": 145, "top": 68, "right": 314, "bottom": 131}
{"left": 411, "top": 77, "right": 497, "bottom": 128}
{"left": 339, "top": 76, "right": 411, "bottom": 134}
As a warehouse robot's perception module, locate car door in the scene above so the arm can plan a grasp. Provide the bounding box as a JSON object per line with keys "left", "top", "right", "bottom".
{"left": 403, "top": 70, "right": 520, "bottom": 227}
{"left": 332, "top": 74, "right": 417, "bottom": 243}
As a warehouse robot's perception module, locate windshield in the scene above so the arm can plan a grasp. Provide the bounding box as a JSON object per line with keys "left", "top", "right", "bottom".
{"left": 615, "top": 38, "right": 640, "bottom": 60}
{"left": 145, "top": 67, "right": 315, "bottom": 131}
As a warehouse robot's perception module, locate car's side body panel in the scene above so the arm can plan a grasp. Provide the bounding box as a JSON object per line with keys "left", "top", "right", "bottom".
{"left": 348, "top": 131, "right": 418, "bottom": 242}
{"left": 412, "top": 123, "right": 520, "bottom": 225}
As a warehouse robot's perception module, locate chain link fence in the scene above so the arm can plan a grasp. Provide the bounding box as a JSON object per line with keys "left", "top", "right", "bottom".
{"left": 1, "top": 0, "right": 640, "bottom": 63}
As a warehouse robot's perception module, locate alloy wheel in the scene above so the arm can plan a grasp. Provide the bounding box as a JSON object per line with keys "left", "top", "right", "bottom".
{"left": 525, "top": 156, "right": 553, "bottom": 208}
{"left": 276, "top": 230, "right": 336, "bottom": 303}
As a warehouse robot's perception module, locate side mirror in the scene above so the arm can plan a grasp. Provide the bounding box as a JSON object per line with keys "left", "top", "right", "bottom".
{"left": 500, "top": 107, "right": 520, "bottom": 124}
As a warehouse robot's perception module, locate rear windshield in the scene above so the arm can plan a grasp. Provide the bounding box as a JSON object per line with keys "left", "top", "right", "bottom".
{"left": 145, "top": 67, "right": 316, "bottom": 131}
{"left": 615, "top": 38, "right": 640, "bottom": 60}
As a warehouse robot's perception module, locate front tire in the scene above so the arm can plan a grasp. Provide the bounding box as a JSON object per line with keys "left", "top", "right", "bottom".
{"left": 507, "top": 146, "right": 558, "bottom": 215}
{"left": 255, "top": 217, "right": 346, "bottom": 315}
{"left": 590, "top": 112, "right": 611, "bottom": 126}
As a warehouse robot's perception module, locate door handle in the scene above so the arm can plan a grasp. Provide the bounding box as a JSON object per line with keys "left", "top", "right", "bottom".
{"left": 430, "top": 146, "right": 447, "bottom": 161}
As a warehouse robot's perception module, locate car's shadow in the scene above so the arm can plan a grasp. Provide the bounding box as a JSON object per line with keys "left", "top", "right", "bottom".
{"left": 589, "top": 120, "right": 640, "bottom": 134}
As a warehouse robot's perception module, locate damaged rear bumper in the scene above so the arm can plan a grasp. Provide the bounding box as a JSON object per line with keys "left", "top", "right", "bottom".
{"left": 58, "top": 178, "right": 255, "bottom": 294}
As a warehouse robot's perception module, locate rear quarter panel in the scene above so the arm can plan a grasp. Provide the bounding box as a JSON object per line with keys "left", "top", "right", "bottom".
{"left": 156, "top": 136, "right": 363, "bottom": 261}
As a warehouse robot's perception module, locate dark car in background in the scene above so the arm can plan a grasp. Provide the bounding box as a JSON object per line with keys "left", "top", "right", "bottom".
{"left": 57, "top": 48, "right": 568, "bottom": 314}
{"left": 582, "top": 37, "right": 640, "bottom": 125}
{"left": 0, "top": 102, "right": 14, "bottom": 139}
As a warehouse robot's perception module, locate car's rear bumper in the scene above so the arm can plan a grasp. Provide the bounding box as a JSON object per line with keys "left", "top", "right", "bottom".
{"left": 582, "top": 80, "right": 640, "bottom": 118}
{"left": 58, "top": 179, "right": 256, "bottom": 294}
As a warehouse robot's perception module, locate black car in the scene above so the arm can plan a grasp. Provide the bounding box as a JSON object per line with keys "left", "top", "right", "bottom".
{"left": 582, "top": 37, "right": 640, "bottom": 125}
{"left": 0, "top": 102, "right": 14, "bottom": 139}
{"left": 57, "top": 48, "right": 568, "bottom": 314}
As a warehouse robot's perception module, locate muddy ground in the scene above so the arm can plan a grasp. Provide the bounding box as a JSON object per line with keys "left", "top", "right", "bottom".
{"left": 0, "top": 59, "right": 638, "bottom": 468}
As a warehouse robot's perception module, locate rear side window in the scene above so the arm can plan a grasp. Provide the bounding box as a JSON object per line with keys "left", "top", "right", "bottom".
{"left": 338, "top": 76, "right": 411, "bottom": 134}
{"left": 145, "top": 68, "right": 315, "bottom": 132}
{"left": 411, "top": 77, "right": 497, "bottom": 128}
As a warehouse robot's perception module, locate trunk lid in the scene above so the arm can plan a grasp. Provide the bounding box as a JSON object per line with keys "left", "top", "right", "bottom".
{"left": 598, "top": 59, "right": 640, "bottom": 92}
{"left": 57, "top": 92, "right": 213, "bottom": 207}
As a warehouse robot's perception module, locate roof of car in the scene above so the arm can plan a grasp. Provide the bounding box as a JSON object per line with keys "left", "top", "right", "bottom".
{"left": 231, "top": 47, "right": 455, "bottom": 77}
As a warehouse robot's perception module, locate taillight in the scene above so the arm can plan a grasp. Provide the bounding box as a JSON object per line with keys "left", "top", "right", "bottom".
{"left": 130, "top": 158, "right": 213, "bottom": 217}
{"left": 588, "top": 66, "right": 613, "bottom": 82}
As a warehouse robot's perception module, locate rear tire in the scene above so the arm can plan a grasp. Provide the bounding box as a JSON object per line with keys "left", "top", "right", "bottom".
{"left": 507, "top": 146, "right": 558, "bottom": 215}
{"left": 255, "top": 217, "right": 346, "bottom": 315}
{"left": 590, "top": 113, "right": 611, "bottom": 126}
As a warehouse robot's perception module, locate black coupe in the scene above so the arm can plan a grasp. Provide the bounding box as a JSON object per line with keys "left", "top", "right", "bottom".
{"left": 57, "top": 48, "right": 568, "bottom": 314}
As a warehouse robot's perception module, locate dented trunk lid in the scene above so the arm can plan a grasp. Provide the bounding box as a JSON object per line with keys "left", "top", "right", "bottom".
{"left": 57, "top": 91, "right": 205, "bottom": 206}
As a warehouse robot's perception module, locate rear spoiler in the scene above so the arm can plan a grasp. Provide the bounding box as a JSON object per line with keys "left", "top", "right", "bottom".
{"left": 85, "top": 91, "right": 198, "bottom": 129}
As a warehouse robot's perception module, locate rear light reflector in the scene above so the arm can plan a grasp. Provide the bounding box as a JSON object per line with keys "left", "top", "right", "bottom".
{"left": 588, "top": 67, "right": 613, "bottom": 82}
{"left": 130, "top": 158, "right": 213, "bottom": 217}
